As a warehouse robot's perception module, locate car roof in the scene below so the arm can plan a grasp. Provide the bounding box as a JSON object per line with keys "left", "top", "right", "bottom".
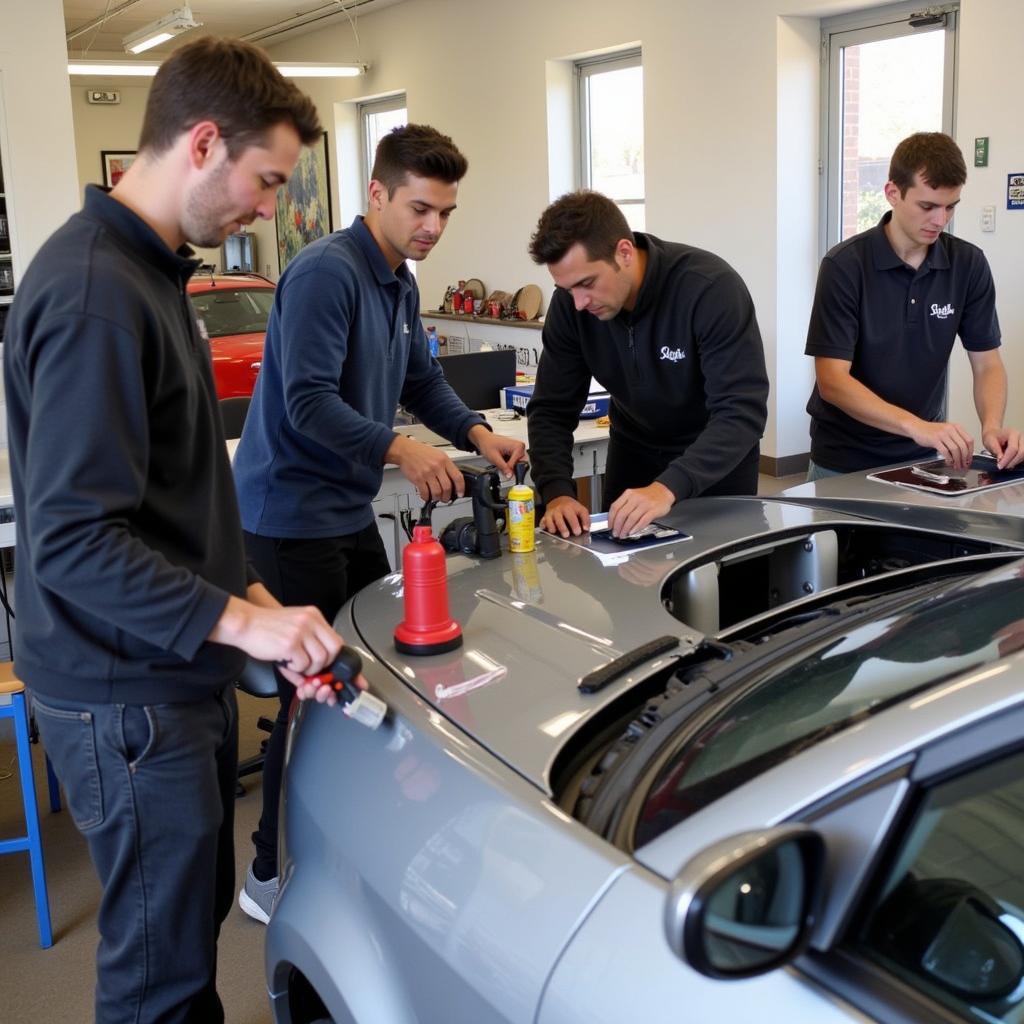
{"left": 187, "top": 272, "right": 275, "bottom": 291}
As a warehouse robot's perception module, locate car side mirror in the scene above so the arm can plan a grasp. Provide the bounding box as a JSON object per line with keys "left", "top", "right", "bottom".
{"left": 664, "top": 826, "right": 826, "bottom": 979}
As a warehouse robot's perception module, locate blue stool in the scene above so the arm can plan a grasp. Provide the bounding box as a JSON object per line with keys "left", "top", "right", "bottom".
{"left": 0, "top": 664, "right": 53, "bottom": 948}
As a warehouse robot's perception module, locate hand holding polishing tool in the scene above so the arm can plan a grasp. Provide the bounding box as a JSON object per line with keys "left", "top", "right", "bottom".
{"left": 307, "top": 648, "right": 388, "bottom": 730}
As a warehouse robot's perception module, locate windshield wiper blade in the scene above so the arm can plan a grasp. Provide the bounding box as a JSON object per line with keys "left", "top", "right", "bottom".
{"left": 578, "top": 635, "right": 684, "bottom": 694}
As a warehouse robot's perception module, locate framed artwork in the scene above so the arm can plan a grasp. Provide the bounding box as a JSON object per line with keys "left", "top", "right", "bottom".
{"left": 101, "top": 150, "right": 137, "bottom": 188}
{"left": 276, "top": 131, "right": 333, "bottom": 271}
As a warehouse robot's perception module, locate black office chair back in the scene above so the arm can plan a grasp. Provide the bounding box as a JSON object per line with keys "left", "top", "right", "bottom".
{"left": 219, "top": 396, "right": 252, "bottom": 440}
{"left": 235, "top": 658, "right": 279, "bottom": 789}
{"left": 237, "top": 658, "right": 279, "bottom": 699}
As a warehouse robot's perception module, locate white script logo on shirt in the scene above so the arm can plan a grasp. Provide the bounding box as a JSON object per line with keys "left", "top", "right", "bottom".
{"left": 660, "top": 346, "right": 686, "bottom": 362}
{"left": 930, "top": 303, "right": 955, "bottom": 319}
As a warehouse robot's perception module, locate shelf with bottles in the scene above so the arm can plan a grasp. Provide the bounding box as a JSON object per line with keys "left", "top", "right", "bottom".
{"left": 0, "top": 168, "right": 12, "bottom": 300}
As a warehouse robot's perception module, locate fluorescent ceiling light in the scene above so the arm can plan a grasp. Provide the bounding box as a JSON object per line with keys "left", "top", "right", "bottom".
{"left": 69, "top": 60, "right": 368, "bottom": 78}
{"left": 275, "top": 62, "right": 368, "bottom": 78}
{"left": 69, "top": 60, "right": 163, "bottom": 76}
{"left": 122, "top": 6, "right": 201, "bottom": 55}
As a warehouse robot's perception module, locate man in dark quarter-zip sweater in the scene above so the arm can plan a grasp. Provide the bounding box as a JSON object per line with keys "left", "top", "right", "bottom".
{"left": 3, "top": 39, "right": 351, "bottom": 1024}
{"left": 527, "top": 190, "right": 768, "bottom": 539}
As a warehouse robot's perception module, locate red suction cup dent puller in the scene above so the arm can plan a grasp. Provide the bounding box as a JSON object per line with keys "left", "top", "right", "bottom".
{"left": 394, "top": 524, "right": 463, "bottom": 655}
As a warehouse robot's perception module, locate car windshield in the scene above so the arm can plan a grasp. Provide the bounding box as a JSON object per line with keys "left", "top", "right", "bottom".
{"left": 635, "top": 562, "right": 1024, "bottom": 847}
{"left": 190, "top": 288, "right": 273, "bottom": 338}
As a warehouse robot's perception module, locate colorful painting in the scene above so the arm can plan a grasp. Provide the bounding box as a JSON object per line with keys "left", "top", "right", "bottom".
{"left": 101, "top": 150, "right": 137, "bottom": 188}
{"left": 276, "top": 131, "right": 333, "bottom": 271}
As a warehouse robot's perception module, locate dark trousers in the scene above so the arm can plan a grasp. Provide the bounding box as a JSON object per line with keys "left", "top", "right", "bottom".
{"left": 603, "top": 437, "right": 760, "bottom": 508}
{"left": 243, "top": 525, "right": 392, "bottom": 880}
{"left": 33, "top": 688, "right": 238, "bottom": 1024}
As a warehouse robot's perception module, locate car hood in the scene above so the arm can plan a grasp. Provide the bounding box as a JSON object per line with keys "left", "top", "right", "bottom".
{"left": 210, "top": 332, "right": 264, "bottom": 354}
{"left": 349, "top": 495, "right": 955, "bottom": 793}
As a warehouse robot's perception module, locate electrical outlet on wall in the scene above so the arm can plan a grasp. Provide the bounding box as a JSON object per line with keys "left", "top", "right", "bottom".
{"left": 86, "top": 90, "right": 120, "bottom": 104}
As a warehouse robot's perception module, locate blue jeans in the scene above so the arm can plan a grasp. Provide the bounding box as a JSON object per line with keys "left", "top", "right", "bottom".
{"left": 806, "top": 459, "right": 844, "bottom": 482}
{"left": 32, "top": 688, "right": 238, "bottom": 1024}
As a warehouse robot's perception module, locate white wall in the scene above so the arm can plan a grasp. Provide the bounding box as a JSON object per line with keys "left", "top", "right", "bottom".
{"left": 62, "top": 0, "right": 1024, "bottom": 462}
{"left": 261, "top": 0, "right": 852, "bottom": 462}
{"left": 0, "top": 0, "right": 79, "bottom": 275}
{"left": 947, "top": 0, "right": 1024, "bottom": 440}
{"left": 67, "top": 82, "right": 222, "bottom": 268}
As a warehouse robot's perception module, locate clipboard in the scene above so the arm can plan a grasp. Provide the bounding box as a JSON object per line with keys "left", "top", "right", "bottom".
{"left": 543, "top": 513, "right": 690, "bottom": 555}
{"left": 866, "top": 454, "right": 1024, "bottom": 496}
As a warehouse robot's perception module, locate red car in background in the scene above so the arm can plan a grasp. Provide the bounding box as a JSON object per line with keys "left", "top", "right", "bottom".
{"left": 187, "top": 271, "right": 275, "bottom": 399}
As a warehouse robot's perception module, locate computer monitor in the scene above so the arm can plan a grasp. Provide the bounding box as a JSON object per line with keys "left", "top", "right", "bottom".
{"left": 438, "top": 350, "right": 516, "bottom": 410}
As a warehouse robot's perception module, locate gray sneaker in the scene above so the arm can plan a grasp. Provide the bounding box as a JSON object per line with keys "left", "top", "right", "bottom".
{"left": 238, "top": 862, "right": 278, "bottom": 924}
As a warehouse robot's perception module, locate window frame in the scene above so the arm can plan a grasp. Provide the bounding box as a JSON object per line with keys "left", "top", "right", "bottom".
{"left": 575, "top": 48, "right": 644, "bottom": 220}
{"left": 798, "top": 702, "right": 1024, "bottom": 1024}
{"left": 818, "top": 1, "right": 960, "bottom": 256}
{"left": 358, "top": 93, "right": 408, "bottom": 199}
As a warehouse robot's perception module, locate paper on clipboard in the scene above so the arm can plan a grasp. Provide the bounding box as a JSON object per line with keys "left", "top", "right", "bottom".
{"left": 543, "top": 513, "right": 690, "bottom": 559}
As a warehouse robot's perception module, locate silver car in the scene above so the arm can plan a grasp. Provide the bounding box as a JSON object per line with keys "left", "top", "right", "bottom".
{"left": 266, "top": 481, "right": 1024, "bottom": 1024}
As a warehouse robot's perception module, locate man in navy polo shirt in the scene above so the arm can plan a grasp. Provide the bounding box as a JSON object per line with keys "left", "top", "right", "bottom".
{"left": 805, "top": 132, "right": 1022, "bottom": 478}
{"left": 232, "top": 124, "right": 525, "bottom": 921}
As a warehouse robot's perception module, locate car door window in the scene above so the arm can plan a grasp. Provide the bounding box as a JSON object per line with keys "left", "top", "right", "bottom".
{"left": 852, "top": 748, "right": 1024, "bottom": 1020}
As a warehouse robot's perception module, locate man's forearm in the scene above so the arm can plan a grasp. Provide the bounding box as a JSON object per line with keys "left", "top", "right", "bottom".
{"left": 972, "top": 360, "right": 1007, "bottom": 433}
{"left": 819, "top": 369, "right": 921, "bottom": 439}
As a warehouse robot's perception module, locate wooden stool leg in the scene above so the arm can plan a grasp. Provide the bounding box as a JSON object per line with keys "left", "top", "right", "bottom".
{"left": 13, "top": 692, "right": 53, "bottom": 948}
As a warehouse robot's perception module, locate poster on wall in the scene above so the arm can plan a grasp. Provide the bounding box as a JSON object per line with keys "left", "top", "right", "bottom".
{"left": 101, "top": 150, "right": 137, "bottom": 188}
{"left": 1007, "top": 172, "right": 1024, "bottom": 211}
{"left": 275, "top": 131, "right": 333, "bottom": 271}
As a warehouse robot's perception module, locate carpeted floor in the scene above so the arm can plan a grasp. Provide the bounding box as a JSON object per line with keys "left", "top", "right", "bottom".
{"left": 0, "top": 691, "right": 275, "bottom": 1024}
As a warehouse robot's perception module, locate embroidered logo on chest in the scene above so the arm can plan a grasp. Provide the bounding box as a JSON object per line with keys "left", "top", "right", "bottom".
{"left": 660, "top": 346, "right": 686, "bottom": 362}
{"left": 930, "top": 303, "right": 955, "bottom": 319}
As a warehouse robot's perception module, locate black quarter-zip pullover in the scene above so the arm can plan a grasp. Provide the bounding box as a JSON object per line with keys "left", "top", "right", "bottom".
{"left": 527, "top": 233, "right": 768, "bottom": 503}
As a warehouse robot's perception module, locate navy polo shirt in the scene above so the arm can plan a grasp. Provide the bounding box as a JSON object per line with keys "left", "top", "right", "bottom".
{"left": 805, "top": 211, "right": 1000, "bottom": 472}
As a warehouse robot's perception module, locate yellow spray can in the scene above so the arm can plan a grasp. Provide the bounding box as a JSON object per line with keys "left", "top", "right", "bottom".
{"left": 507, "top": 482, "right": 535, "bottom": 553}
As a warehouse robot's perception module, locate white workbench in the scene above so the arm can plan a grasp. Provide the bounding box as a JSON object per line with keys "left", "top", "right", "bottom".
{"left": 227, "top": 410, "right": 609, "bottom": 567}
{"left": 2, "top": 412, "right": 609, "bottom": 570}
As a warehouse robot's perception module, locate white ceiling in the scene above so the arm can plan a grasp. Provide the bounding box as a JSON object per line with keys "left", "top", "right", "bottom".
{"left": 63, "top": 0, "right": 406, "bottom": 58}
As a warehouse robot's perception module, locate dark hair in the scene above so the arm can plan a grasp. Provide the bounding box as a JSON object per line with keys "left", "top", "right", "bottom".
{"left": 528, "top": 191, "right": 632, "bottom": 266}
{"left": 138, "top": 37, "right": 322, "bottom": 159}
{"left": 371, "top": 124, "right": 468, "bottom": 196}
{"left": 889, "top": 132, "right": 967, "bottom": 196}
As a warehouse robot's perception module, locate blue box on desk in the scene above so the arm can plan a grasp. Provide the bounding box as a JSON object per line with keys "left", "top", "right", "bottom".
{"left": 501, "top": 384, "right": 610, "bottom": 418}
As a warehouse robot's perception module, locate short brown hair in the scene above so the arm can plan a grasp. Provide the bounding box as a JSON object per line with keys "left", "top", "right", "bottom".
{"left": 139, "top": 37, "right": 322, "bottom": 159}
{"left": 889, "top": 132, "right": 967, "bottom": 196}
{"left": 371, "top": 124, "right": 468, "bottom": 197}
{"left": 528, "top": 191, "right": 632, "bottom": 266}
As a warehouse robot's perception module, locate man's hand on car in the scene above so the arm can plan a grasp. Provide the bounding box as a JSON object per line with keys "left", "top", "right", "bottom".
{"left": 608, "top": 481, "right": 675, "bottom": 538}
{"left": 908, "top": 418, "right": 974, "bottom": 471}
{"left": 982, "top": 425, "right": 1024, "bottom": 470}
{"left": 540, "top": 495, "right": 590, "bottom": 537}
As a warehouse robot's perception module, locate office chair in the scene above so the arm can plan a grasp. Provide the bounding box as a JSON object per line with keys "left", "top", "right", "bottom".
{"left": 236, "top": 658, "right": 278, "bottom": 794}
{"left": 219, "top": 396, "right": 251, "bottom": 440}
